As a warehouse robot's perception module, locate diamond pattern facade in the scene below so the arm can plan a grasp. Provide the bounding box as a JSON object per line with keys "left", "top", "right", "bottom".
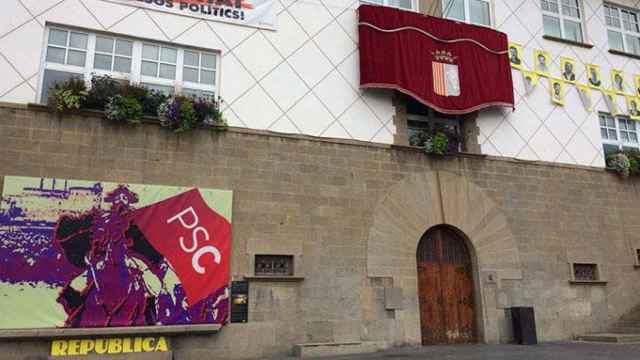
{"left": 0, "top": 0, "right": 396, "bottom": 144}
{"left": 1, "top": 0, "right": 639, "bottom": 166}
{"left": 485, "top": 0, "right": 640, "bottom": 167}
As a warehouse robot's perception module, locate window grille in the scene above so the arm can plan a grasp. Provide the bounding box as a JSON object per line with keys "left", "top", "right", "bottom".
{"left": 255, "top": 255, "right": 294, "bottom": 276}
{"left": 573, "top": 263, "right": 599, "bottom": 281}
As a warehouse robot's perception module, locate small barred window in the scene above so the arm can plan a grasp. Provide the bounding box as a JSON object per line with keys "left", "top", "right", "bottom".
{"left": 255, "top": 255, "right": 294, "bottom": 276}
{"left": 573, "top": 263, "right": 599, "bottom": 281}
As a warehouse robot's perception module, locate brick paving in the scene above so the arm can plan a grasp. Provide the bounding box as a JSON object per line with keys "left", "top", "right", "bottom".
{"left": 311, "top": 342, "right": 640, "bottom": 360}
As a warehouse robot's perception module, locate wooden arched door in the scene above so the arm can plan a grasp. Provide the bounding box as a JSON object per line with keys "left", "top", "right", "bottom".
{"left": 417, "top": 225, "right": 476, "bottom": 345}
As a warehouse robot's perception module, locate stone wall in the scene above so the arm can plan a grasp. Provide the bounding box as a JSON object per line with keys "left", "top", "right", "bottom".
{"left": 1, "top": 104, "right": 640, "bottom": 359}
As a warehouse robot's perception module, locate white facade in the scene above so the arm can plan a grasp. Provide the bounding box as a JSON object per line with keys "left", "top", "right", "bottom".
{"left": 1, "top": 0, "right": 639, "bottom": 167}
{"left": 481, "top": 0, "right": 640, "bottom": 168}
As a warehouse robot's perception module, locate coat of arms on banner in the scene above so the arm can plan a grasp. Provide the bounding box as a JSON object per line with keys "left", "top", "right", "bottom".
{"left": 432, "top": 50, "right": 460, "bottom": 97}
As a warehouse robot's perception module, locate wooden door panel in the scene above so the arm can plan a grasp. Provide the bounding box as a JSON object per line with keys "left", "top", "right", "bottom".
{"left": 441, "top": 263, "right": 461, "bottom": 344}
{"left": 418, "top": 262, "right": 443, "bottom": 345}
{"left": 417, "top": 227, "right": 476, "bottom": 345}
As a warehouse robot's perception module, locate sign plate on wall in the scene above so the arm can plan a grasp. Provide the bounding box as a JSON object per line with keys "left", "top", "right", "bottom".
{"left": 51, "top": 336, "right": 170, "bottom": 356}
{"left": 103, "top": 0, "right": 277, "bottom": 30}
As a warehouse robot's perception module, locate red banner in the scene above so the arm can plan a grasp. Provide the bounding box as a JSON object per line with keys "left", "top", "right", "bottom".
{"left": 358, "top": 5, "right": 514, "bottom": 114}
{"left": 130, "top": 189, "right": 231, "bottom": 306}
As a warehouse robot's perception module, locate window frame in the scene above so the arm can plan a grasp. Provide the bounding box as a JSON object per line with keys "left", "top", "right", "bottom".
{"left": 93, "top": 35, "right": 134, "bottom": 76}
{"left": 38, "top": 25, "right": 221, "bottom": 103}
{"left": 360, "top": 0, "right": 419, "bottom": 12}
{"left": 442, "top": 0, "right": 493, "bottom": 27}
{"left": 406, "top": 109, "right": 463, "bottom": 153}
{"left": 599, "top": 112, "right": 639, "bottom": 155}
{"left": 604, "top": 2, "right": 640, "bottom": 55}
{"left": 254, "top": 255, "right": 295, "bottom": 277}
{"left": 571, "top": 263, "right": 600, "bottom": 282}
{"left": 540, "top": 0, "right": 586, "bottom": 42}
{"left": 45, "top": 28, "right": 90, "bottom": 68}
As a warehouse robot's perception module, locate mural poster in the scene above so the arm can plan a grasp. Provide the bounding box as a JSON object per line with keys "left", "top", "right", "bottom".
{"left": 0, "top": 176, "right": 232, "bottom": 329}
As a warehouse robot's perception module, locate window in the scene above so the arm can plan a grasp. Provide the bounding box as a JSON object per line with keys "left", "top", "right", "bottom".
{"left": 443, "top": 0, "right": 491, "bottom": 26}
{"left": 141, "top": 44, "right": 177, "bottom": 80}
{"left": 182, "top": 50, "right": 218, "bottom": 99}
{"left": 94, "top": 36, "right": 133, "bottom": 73}
{"left": 46, "top": 29, "right": 88, "bottom": 67}
{"left": 541, "top": 0, "right": 584, "bottom": 42}
{"left": 362, "top": 0, "right": 416, "bottom": 11}
{"left": 572, "top": 263, "right": 599, "bottom": 281}
{"left": 605, "top": 3, "right": 640, "bottom": 55}
{"left": 40, "top": 27, "right": 220, "bottom": 103}
{"left": 406, "top": 97, "right": 462, "bottom": 153}
{"left": 599, "top": 112, "right": 639, "bottom": 156}
{"left": 254, "top": 255, "right": 294, "bottom": 276}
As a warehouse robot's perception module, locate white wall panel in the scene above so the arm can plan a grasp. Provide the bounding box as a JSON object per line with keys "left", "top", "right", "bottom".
{"left": 1, "top": 0, "right": 633, "bottom": 163}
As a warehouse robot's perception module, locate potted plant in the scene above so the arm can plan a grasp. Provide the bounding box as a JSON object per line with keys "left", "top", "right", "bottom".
{"left": 409, "top": 125, "right": 458, "bottom": 156}
{"left": 192, "top": 96, "right": 226, "bottom": 128}
{"left": 85, "top": 75, "right": 121, "bottom": 111}
{"left": 607, "top": 152, "right": 631, "bottom": 177}
{"left": 104, "top": 95, "right": 143, "bottom": 125}
{"left": 157, "top": 96, "right": 198, "bottom": 132}
{"left": 48, "top": 78, "right": 88, "bottom": 114}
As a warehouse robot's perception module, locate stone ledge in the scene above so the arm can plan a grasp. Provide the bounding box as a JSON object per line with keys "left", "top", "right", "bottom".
{"left": 293, "top": 341, "right": 383, "bottom": 358}
{"left": 244, "top": 276, "right": 305, "bottom": 282}
{"left": 48, "top": 352, "right": 173, "bottom": 360}
{"left": 0, "top": 102, "right": 608, "bottom": 174}
{"left": 0, "top": 324, "right": 221, "bottom": 341}
{"left": 569, "top": 280, "right": 608, "bottom": 286}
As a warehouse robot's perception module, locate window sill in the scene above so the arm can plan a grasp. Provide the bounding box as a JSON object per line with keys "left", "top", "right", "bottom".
{"left": 243, "top": 276, "right": 305, "bottom": 282}
{"left": 0, "top": 324, "right": 220, "bottom": 340}
{"left": 568, "top": 280, "right": 608, "bottom": 285}
{"left": 27, "top": 103, "right": 228, "bottom": 130}
{"left": 542, "top": 35, "right": 594, "bottom": 49}
{"left": 609, "top": 49, "right": 640, "bottom": 60}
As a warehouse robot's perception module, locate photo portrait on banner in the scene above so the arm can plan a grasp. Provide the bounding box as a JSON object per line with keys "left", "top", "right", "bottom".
{"left": 0, "top": 176, "right": 233, "bottom": 330}
{"left": 576, "top": 84, "right": 593, "bottom": 112}
{"left": 635, "top": 75, "right": 640, "bottom": 96}
{"left": 522, "top": 70, "right": 538, "bottom": 95}
{"left": 560, "top": 57, "right": 577, "bottom": 83}
{"left": 603, "top": 89, "right": 619, "bottom": 115}
{"left": 534, "top": 49, "right": 551, "bottom": 77}
{"left": 627, "top": 96, "right": 640, "bottom": 120}
{"left": 508, "top": 43, "right": 523, "bottom": 69}
{"left": 612, "top": 69, "right": 626, "bottom": 95}
{"left": 586, "top": 64, "right": 602, "bottom": 89}
{"left": 550, "top": 78, "right": 565, "bottom": 106}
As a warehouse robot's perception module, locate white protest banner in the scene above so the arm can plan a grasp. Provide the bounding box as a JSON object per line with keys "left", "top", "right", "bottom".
{"left": 104, "top": 0, "right": 277, "bottom": 30}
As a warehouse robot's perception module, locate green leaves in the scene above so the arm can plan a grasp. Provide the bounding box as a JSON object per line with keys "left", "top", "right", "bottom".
{"left": 105, "top": 95, "right": 143, "bottom": 125}
{"left": 409, "top": 127, "right": 453, "bottom": 156}
{"left": 48, "top": 78, "right": 88, "bottom": 114}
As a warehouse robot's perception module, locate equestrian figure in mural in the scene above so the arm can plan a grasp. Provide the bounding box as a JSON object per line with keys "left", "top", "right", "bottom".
{"left": 54, "top": 185, "right": 174, "bottom": 327}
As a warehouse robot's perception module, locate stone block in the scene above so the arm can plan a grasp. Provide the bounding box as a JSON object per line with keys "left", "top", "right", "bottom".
{"left": 384, "top": 287, "right": 404, "bottom": 310}
{"left": 292, "top": 341, "right": 380, "bottom": 358}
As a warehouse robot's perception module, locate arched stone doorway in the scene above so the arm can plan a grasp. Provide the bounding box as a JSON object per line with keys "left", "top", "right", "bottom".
{"left": 367, "top": 171, "right": 521, "bottom": 345}
{"left": 417, "top": 225, "right": 476, "bottom": 345}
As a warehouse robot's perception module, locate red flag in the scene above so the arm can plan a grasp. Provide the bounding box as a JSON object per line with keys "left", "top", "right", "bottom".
{"left": 358, "top": 4, "right": 514, "bottom": 114}
{"left": 129, "top": 189, "right": 231, "bottom": 306}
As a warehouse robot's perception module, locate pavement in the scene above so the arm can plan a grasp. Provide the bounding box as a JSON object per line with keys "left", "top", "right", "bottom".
{"left": 302, "top": 342, "right": 640, "bottom": 360}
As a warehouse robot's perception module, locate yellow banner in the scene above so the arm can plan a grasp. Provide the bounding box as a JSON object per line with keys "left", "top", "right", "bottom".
{"left": 51, "top": 336, "right": 169, "bottom": 356}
